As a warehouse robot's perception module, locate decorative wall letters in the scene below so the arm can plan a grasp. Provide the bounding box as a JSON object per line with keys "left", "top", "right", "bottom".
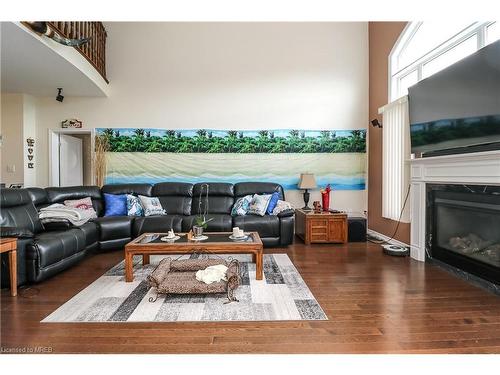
{"left": 26, "top": 137, "right": 35, "bottom": 169}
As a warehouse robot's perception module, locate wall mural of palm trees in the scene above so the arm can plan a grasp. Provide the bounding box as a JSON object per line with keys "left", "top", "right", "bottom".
{"left": 96, "top": 128, "right": 367, "bottom": 190}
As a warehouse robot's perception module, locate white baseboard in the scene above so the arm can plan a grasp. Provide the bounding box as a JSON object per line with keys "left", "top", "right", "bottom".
{"left": 367, "top": 229, "right": 410, "bottom": 248}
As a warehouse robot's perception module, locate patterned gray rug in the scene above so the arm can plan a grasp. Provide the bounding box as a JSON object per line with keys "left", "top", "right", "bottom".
{"left": 42, "top": 254, "right": 327, "bottom": 322}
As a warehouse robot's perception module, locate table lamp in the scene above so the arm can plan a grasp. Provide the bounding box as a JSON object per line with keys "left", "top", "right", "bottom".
{"left": 298, "top": 173, "right": 317, "bottom": 211}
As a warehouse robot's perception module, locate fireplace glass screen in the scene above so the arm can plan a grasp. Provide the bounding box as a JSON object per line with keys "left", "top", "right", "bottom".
{"left": 428, "top": 185, "right": 500, "bottom": 285}
{"left": 436, "top": 201, "right": 500, "bottom": 268}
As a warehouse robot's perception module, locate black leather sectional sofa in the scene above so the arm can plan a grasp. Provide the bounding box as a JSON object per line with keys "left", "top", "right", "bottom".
{"left": 0, "top": 182, "right": 294, "bottom": 287}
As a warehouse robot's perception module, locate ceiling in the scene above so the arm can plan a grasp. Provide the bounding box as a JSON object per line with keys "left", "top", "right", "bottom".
{"left": 1, "top": 22, "right": 109, "bottom": 97}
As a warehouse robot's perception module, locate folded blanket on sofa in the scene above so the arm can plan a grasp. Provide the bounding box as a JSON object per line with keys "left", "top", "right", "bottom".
{"left": 39, "top": 203, "right": 96, "bottom": 227}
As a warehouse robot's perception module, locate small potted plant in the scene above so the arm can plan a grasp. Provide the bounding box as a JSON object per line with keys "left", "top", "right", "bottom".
{"left": 193, "top": 216, "right": 213, "bottom": 237}
{"left": 192, "top": 183, "right": 213, "bottom": 238}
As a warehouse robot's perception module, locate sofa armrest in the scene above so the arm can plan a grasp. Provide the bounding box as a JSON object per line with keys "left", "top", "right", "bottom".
{"left": 279, "top": 215, "right": 295, "bottom": 246}
{"left": 277, "top": 208, "right": 295, "bottom": 218}
{"left": 41, "top": 220, "right": 73, "bottom": 231}
{"left": 0, "top": 226, "right": 34, "bottom": 238}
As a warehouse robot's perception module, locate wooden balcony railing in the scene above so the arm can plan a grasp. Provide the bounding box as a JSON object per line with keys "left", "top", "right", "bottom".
{"left": 48, "top": 22, "right": 108, "bottom": 83}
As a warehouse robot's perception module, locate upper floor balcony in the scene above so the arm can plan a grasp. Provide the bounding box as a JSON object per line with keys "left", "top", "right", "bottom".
{"left": 47, "top": 22, "right": 108, "bottom": 83}
{"left": 1, "top": 21, "right": 109, "bottom": 97}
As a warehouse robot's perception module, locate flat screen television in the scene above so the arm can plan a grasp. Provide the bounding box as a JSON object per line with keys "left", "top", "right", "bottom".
{"left": 408, "top": 40, "right": 500, "bottom": 158}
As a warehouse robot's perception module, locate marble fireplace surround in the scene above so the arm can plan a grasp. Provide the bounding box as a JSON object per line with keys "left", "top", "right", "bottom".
{"left": 409, "top": 150, "right": 500, "bottom": 262}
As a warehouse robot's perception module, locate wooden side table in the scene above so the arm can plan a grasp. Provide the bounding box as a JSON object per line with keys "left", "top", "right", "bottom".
{"left": 295, "top": 209, "right": 348, "bottom": 245}
{"left": 0, "top": 238, "right": 18, "bottom": 296}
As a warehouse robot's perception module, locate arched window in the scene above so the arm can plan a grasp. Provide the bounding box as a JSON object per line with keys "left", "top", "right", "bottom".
{"left": 389, "top": 21, "right": 500, "bottom": 101}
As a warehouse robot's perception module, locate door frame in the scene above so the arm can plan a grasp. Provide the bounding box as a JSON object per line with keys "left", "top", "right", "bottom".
{"left": 48, "top": 129, "right": 95, "bottom": 187}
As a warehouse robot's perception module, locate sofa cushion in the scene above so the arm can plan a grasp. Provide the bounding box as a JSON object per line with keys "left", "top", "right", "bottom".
{"left": 0, "top": 188, "right": 44, "bottom": 234}
{"left": 233, "top": 215, "right": 280, "bottom": 238}
{"left": 27, "top": 187, "right": 48, "bottom": 207}
{"left": 152, "top": 182, "right": 193, "bottom": 216}
{"left": 45, "top": 186, "right": 103, "bottom": 216}
{"left": 234, "top": 182, "right": 284, "bottom": 200}
{"left": 182, "top": 214, "right": 232, "bottom": 232}
{"left": 152, "top": 182, "right": 193, "bottom": 197}
{"left": 99, "top": 238, "right": 131, "bottom": 251}
{"left": 132, "top": 215, "right": 183, "bottom": 237}
{"left": 101, "top": 183, "right": 152, "bottom": 197}
{"left": 78, "top": 221, "right": 99, "bottom": 247}
{"left": 192, "top": 183, "right": 234, "bottom": 215}
{"left": 94, "top": 216, "right": 133, "bottom": 241}
{"left": 29, "top": 229, "right": 86, "bottom": 268}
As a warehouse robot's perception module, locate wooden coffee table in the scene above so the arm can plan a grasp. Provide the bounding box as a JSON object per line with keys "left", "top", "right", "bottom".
{"left": 124, "top": 232, "right": 263, "bottom": 282}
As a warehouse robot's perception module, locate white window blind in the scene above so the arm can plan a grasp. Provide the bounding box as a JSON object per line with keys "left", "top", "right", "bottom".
{"left": 379, "top": 96, "right": 410, "bottom": 223}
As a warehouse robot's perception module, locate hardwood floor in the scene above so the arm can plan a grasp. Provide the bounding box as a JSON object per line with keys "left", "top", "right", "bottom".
{"left": 1, "top": 240, "right": 500, "bottom": 354}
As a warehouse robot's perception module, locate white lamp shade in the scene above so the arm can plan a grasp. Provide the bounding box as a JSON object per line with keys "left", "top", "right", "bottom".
{"left": 298, "top": 173, "right": 317, "bottom": 190}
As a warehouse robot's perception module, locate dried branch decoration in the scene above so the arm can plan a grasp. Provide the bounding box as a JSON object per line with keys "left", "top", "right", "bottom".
{"left": 94, "top": 134, "right": 109, "bottom": 187}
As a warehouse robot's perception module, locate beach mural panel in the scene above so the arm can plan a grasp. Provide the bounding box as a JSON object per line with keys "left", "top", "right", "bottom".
{"left": 96, "top": 128, "right": 367, "bottom": 190}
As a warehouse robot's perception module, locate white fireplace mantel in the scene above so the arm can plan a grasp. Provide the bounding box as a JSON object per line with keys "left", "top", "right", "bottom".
{"left": 409, "top": 150, "right": 500, "bottom": 262}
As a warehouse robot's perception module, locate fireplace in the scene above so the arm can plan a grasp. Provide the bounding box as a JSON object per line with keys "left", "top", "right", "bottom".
{"left": 427, "top": 184, "right": 500, "bottom": 285}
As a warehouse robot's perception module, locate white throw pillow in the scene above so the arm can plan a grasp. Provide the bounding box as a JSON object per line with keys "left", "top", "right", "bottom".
{"left": 247, "top": 194, "right": 272, "bottom": 217}
{"left": 272, "top": 200, "right": 294, "bottom": 215}
{"left": 138, "top": 195, "right": 166, "bottom": 216}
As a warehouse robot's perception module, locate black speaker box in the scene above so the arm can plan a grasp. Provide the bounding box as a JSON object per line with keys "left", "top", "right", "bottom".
{"left": 348, "top": 216, "right": 367, "bottom": 242}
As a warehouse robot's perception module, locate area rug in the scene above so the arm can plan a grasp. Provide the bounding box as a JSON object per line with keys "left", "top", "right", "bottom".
{"left": 42, "top": 254, "right": 327, "bottom": 322}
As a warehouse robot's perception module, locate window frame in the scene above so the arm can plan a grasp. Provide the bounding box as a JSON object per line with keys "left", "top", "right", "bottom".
{"left": 389, "top": 21, "right": 496, "bottom": 101}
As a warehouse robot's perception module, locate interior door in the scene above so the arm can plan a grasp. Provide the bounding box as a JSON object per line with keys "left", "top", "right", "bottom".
{"left": 59, "top": 134, "right": 83, "bottom": 186}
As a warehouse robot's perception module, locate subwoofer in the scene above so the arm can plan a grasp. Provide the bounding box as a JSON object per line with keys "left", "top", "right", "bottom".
{"left": 348, "top": 216, "right": 367, "bottom": 242}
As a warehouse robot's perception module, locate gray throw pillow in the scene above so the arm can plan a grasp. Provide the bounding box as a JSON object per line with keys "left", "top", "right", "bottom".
{"left": 138, "top": 195, "right": 166, "bottom": 216}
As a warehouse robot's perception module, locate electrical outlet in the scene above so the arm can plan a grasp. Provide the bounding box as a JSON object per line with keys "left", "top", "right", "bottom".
{"left": 7, "top": 165, "right": 15, "bottom": 173}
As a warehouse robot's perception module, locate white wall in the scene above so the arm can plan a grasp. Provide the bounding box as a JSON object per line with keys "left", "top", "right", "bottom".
{"left": 0, "top": 93, "right": 38, "bottom": 187}
{"left": 1, "top": 93, "right": 24, "bottom": 186}
{"left": 23, "top": 94, "right": 37, "bottom": 187}
{"left": 32, "top": 22, "right": 368, "bottom": 212}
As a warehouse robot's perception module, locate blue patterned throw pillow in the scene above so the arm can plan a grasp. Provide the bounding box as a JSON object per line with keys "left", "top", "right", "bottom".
{"left": 103, "top": 193, "right": 128, "bottom": 216}
{"left": 138, "top": 195, "right": 166, "bottom": 216}
{"left": 231, "top": 195, "right": 253, "bottom": 216}
{"left": 266, "top": 192, "right": 280, "bottom": 214}
{"left": 126, "top": 194, "right": 144, "bottom": 217}
{"left": 247, "top": 194, "right": 272, "bottom": 217}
